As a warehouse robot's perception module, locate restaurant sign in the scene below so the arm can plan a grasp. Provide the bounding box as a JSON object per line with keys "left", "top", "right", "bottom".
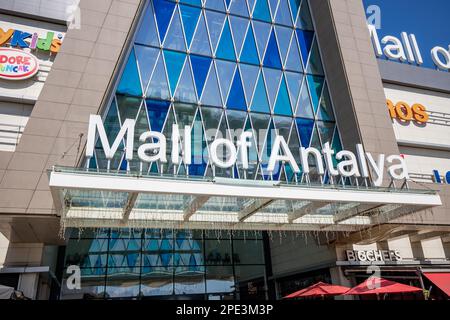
{"left": 0, "top": 48, "right": 39, "bottom": 80}
{"left": 346, "top": 250, "right": 402, "bottom": 263}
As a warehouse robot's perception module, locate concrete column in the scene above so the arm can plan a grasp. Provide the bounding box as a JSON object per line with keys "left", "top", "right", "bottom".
{"left": 4, "top": 243, "right": 44, "bottom": 267}
{"left": 309, "top": 0, "right": 400, "bottom": 186}
{"left": 0, "top": 232, "right": 8, "bottom": 267}
{"left": 330, "top": 267, "right": 354, "bottom": 300}
{"left": 18, "top": 273, "right": 40, "bottom": 299}
{"left": 420, "top": 237, "right": 446, "bottom": 260}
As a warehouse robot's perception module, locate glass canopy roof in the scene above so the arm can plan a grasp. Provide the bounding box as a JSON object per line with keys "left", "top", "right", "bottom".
{"left": 49, "top": 167, "right": 442, "bottom": 232}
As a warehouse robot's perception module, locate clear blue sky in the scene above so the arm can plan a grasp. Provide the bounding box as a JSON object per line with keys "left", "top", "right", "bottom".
{"left": 363, "top": 0, "right": 450, "bottom": 69}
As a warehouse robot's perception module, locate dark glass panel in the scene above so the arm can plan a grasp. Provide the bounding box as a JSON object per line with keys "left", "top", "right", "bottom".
{"left": 206, "top": 266, "right": 235, "bottom": 293}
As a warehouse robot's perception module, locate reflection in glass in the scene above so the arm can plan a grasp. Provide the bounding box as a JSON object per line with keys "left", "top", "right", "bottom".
{"left": 174, "top": 267, "right": 206, "bottom": 295}
{"left": 141, "top": 267, "right": 174, "bottom": 296}
{"left": 60, "top": 268, "right": 106, "bottom": 300}
{"left": 63, "top": 228, "right": 267, "bottom": 299}
{"left": 233, "top": 240, "right": 265, "bottom": 265}
{"left": 206, "top": 266, "right": 235, "bottom": 293}
{"left": 65, "top": 239, "right": 108, "bottom": 269}
{"left": 106, "top": 268, "right": 140, "bottom": 298}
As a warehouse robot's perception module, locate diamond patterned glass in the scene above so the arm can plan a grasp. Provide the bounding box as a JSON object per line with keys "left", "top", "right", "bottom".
{"left": 91, "top": 0, "right": 342, "bottom": 182}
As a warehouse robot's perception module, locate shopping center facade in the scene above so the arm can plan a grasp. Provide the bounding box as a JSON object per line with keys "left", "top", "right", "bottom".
{"left": 0, "top": 0, "right": 449, "bottom": 300}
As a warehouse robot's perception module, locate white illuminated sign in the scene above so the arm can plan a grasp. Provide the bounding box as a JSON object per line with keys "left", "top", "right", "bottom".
{"left": 369, "top": 25, "right": 450, "bottom": 72}
{"left": 85, "top": 115, "right": 410, "bottom": 186}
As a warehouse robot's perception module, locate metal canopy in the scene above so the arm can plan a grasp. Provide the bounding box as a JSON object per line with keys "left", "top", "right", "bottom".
{"left": 48, "top": 167, "right": 442, "bottom": 232}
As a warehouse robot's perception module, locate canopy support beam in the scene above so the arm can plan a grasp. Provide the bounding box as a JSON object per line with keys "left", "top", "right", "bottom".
{"left": 288, "top": 202, "right": 331, "bottom": 223}
{"left": 183, "top": 196, "right": 210, "bottom": 221}
{"left": 238, "top": 199, "right": 274, "bottom": 222}
{"left": 122, "top": 192, "right": 138, "bottom": 224}
{"left": 333, "top": 204, "right": 380, "bottom": 224}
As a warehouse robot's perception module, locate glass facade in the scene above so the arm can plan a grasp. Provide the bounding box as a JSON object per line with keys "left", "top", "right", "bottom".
{"left": 88, "top": 0, "right": 342, "bottom": 182}
{"left": 63, "top": 0, "right": 344, "bottom": 300}
{"left": 61, "top": 229, "right": 266, "bottom": 300}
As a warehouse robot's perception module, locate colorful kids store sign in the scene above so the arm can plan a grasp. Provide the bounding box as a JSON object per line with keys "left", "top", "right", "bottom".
{"left": 0, "top": 48, "right": 39, "bottom": 80}
{"left": 0, "top": 27, "right": 63, "bottom": 80}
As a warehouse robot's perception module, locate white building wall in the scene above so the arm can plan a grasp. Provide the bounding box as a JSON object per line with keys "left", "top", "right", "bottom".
{"left": 0, "top": 0, "right": 75, "bottom": 23}
{"left": 387, "top": 235, "right": 415, "bottom": 260}
{"left": 420, "top": 237, "right": 446, "bottom": 260}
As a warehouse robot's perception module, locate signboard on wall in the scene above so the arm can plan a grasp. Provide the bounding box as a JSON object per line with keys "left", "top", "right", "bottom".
{"left": 0, "top": 48, "right": 39, "bottom": 80}
{"left": 0, "top": 24, "right": 63, "bottom": 81}
{"left": 0, "top": 27, "right": 63, "bottom": 54}
{"left": 364, "top": 0, "right": 450, "bottom": 72}
{"left": 387, "top": 99, "right": 429, "bottom": 123}
{"left": 346, "top": 250, "right": 402, "bottom": 263}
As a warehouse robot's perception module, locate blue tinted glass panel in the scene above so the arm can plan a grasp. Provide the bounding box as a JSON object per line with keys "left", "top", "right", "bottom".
{"left": 252, "top": 20, "right": 271, "bottom": 61}
{"left": 200, "top": 63, "right": 223, "bottom": 107}
{"left": 230, "top": 0, "right": 249, "bottom": 17}
{"left": 306, "top": 39, "right": 325, "bottom": 76}
{"left": 205, "top": 0, "right": 225, "bottom": 11}
{"left": 296, "top": 118, "right": 314, "bottom": 147}
{"left": 239, "top": 63, "right": 259, "bottom": 106}
{"left": 275, "top": 0, "right": 293, "bottom": 26}
{"left": 307, "top": 75, "right": 324, "bottom": 114}
{"left": 215, "top": 60, "right": 236, "bottom": 104}
{"left": 296, "top": 29, "right": 314, "bottom": 67}
{"left": 317, "top": 121, "right": 335, "bottom": 145}
{"left": 135, "top": 45, "right": 159, "bottom": 93}
{"left": 289, "top": 0, "right": 301, "bottom": 23}
{"left": 180, "top": 4, "right": 201, "bottom": 48}
{"left": 190, "top": 55, "right": 212, "bottom": 100}
{"left": 262, "top": 67, "right": 282, "bottom": 109}
{"left": 285, "top": 33, "right": 303, "bottom": 72}
{"left": 226, "top": 69, "right": 247, "bottom": 111}
{"left": 135, "top": 2, "right": 159, "bottom": 46}
{"left": 263, "top": 29, "right": 282, "bottom": 68}
{"left": 174, "top": 60, "right": 197, "bottom": 103}
{"left": 216, "top": 19, "right": 237, "bottom": 61}
{"left": 154, "top": 0, "right": 176, "bottom": 43}
{"left": 163, "top": 50, "right": 186, "bottom": 95}
{"left": 206, "top": 11, "right": 226, "bottom": 53}
{"left": 164, "top": 9, "right": 186, "bottom": 51}
{"left": 273, "top": 76, "right": 292, "bottom": 116}
{"left": 190, "top": 13, "right": 211, "bottom": 55}
{"left": 268, "top": 0, "right": 279, "bottom": 19}
{"left": 285, "top": 71, "right": 303, "bottom": 109}
{"left": 250, "top": 72, "right": 270, "bottom": 113}
{"left": 146, "top": 54, "right": 170, "bottom": 100}
{"left": 179, "top": 0, "right": 202, "bottom": 6}
{"left": 317, "top": 83, "right": 335, "bottom": 121}
{"left": 146, "top": 99, "right": 170, "bottom": 132}
{"left": 229, "top": 15, "right": 249, "bottom": 57}
{"left": 240, "top": 24, "right": 260, "bottom": 65}
{"left": 297, "top": 0, "right": 314, "bottom": 30}
{"left": 253, "top": 0, "right": 272, "bottom": 22}
{"left": 296, "top": 79, "right": 314, "bottom": 118}
{"left": 275, "top": 26, "right": 292, "bottom": 65}
{"left": 117, "top": 48, "right": 142, "bottom": 97}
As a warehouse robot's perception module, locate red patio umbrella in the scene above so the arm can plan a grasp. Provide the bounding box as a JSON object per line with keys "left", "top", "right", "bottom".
{"left": 345, "top": 277, "right": 422, "bottom": 296}
{"left": 284, "top": 282, "right": 350, "bottom": 299}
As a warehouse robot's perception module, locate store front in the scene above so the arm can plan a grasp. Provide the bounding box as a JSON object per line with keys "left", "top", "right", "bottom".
{"left": 60, "top": 228, "right": 268, "bottom": 300}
